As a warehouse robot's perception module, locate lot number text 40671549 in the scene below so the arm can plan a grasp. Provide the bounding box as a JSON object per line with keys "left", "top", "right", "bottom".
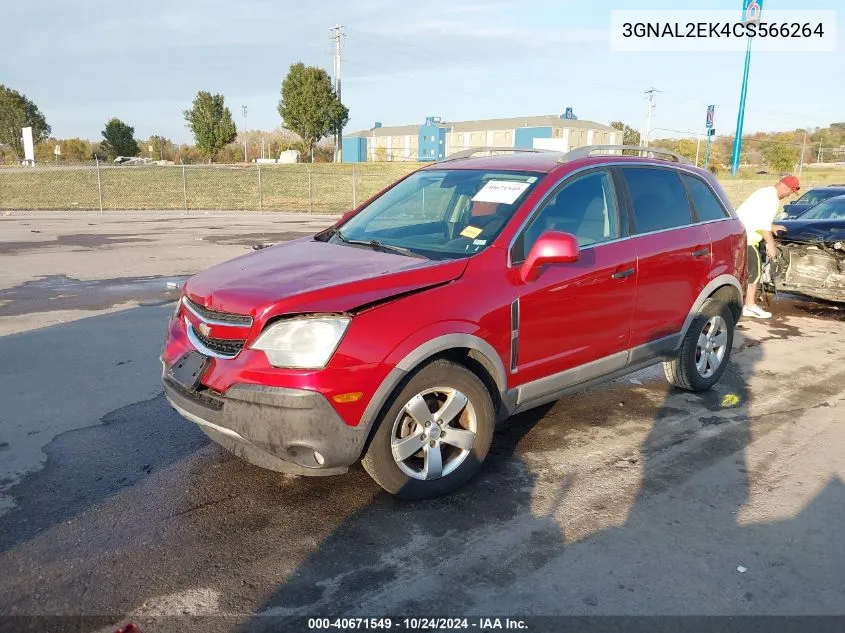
{"left": 307, "top": 618, "right": 529, "bottom": 630}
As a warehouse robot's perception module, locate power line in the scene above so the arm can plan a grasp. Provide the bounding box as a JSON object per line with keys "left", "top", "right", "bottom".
{"left": 343, "top": 29, "right": 831, "bottom": 138}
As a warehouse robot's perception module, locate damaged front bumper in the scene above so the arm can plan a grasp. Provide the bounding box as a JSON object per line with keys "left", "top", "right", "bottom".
{"left": 767, "top": 242, "right": 845, "bottom": 302}
{"left": 162, "top": 360, "right": 370, "bottom": 476}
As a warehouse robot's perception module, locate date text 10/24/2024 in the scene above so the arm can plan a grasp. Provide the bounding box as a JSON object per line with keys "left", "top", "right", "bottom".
{"left": 308, "top": 618, "right": 529, "bottom": 630}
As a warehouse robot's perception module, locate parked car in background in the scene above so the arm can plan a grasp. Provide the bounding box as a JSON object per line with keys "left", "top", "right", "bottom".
{"left": 782, "top": 185, "right": 845, "bottom": 218}
{"left": 113, "top": 156, "right": 152, "bottom": 166}
{"left": 768, "top": 195, "right": 845, "bottom": 303}
{"left": 161, "top": 145, "right": 747, "bottom": 499}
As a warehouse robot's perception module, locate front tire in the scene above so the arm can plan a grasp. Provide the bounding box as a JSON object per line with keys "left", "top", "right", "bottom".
{"left": 362, "top": 359, "right": 495, "bottom": 500}
{"left": 663, "top": 298, "right": 735, "bottom": 392}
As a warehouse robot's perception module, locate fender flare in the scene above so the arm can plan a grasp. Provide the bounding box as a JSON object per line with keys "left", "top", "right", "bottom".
{"left": 359, "top": 333, "right": 508, "bottom": 429}
{"left": 677, "top": 274, "right": 743, "bottom": 346}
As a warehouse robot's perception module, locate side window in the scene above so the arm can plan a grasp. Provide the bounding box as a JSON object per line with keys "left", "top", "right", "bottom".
{"left": 682, "top": 175, "right": 729, "bottom": 222}
{"left": 516, "top": 170, "right": 620, "bottom": 261}
{"left": 622, "top": 168, "right": 692, "bottom": 234}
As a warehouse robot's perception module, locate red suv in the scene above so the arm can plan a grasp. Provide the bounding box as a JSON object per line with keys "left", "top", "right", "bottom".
{"left": 162, "top": 146, "right": 747, "bottom": 499}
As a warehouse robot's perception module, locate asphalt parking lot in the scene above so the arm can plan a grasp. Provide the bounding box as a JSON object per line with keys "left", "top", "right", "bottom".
{"left": 0, "top": 212, "right": 844, "bottom": 632}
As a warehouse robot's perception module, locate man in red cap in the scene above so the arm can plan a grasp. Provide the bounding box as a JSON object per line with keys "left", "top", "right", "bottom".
{"left": 735, "top": 175, "right": 800, "bottom": 319}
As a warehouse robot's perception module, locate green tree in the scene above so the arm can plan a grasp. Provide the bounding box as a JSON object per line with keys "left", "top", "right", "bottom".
{"left": 147, "top": 135, "right": 176, "bottom": 161}
{"left": 61, "top": 138, "right": 93, "bottom": 162}
{"left": 100, "top": 118, "right": 139, "bottom": 159}
{"left": 35, "top": 137, "right": 93, "bottom": 162}
{"left": 761, "top": 139, "right": 799, "bottom": 172}
{"left": 278, "top": 63, "right": 349, "bottom": 162}
{"left": 0, "top": 85, "right": 51, "bottom": 159}
{"left": 610, "top": 121, "right": 641, "bottom": 146}
{"left": 183, "top": 91, "right": 237, "bottom": 163}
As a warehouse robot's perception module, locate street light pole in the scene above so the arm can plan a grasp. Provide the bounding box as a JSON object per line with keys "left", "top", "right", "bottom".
{"left": 731, "top": 0, "right": 763, "bottom": 175}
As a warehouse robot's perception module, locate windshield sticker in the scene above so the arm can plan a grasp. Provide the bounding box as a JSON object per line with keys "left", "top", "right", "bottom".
{"left": 472, "top": 180, "right": 531, "bottom": 205}
{"left": 460, "top": 226, "right": 483, "bottom": 239}
{"left": 473, "top": 239, "right": 487, "bottom": 246}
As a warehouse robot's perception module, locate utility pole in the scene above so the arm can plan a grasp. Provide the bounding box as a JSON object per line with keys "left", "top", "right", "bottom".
{"left": 818, "top": 144, "right": 823, "bottom": 164}
{"left": 799, "top": 131, "right": 807, "bottom": 176}
{"left": 643, "top": 87, "right": 657, "bottom": 149}
{"left": 241, "top": 104, "right": 248, "bottom": 162}
{"left": 330, "top": 24, "right": 345, "bottom": 163}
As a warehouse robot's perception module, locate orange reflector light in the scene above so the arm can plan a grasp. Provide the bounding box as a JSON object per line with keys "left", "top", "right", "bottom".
{"left": 333, "top": 392, "right": 363, "bottom": 403}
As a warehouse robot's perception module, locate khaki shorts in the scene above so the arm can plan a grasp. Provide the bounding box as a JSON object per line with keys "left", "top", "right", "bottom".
{"left": 748, "top": 244, "right": 762, "bottom": 284}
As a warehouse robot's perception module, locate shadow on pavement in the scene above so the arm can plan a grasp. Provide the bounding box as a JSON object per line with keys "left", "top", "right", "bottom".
{"left": 2, "top": 305, "right": 843, "bottom": 633}
{"left": 0, "top": 305, "right": 203, "bottom": 553}
{"left": 234, "top": 325, "right": 844, "bottom": 629}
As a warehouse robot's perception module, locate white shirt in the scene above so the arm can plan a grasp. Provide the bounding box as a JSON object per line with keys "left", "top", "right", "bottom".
{"left": 735, "top": 186, "right": 779, "bottom": 246}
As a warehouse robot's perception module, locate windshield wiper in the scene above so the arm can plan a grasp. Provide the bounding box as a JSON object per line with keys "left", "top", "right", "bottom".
{"left": 335, "top": 231, "right": 426, "bottom": 259}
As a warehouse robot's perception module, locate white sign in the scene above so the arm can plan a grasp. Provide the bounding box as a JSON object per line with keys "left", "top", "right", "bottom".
{"left": 54, "top": 144, "right": 61, "bottom": 156}
{"left": 472, "top": 180, "right": 531, "bottom": 205}
{"left": 22, "top": 127, "right": 35, "bottom": 162}
{"left": 611, "top": 10, "right": 836, "bottom": 52}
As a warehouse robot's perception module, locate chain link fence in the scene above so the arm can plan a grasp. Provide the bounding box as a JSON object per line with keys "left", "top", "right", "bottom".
{"left": 0, "top": 160, "right": 833, "bottom": 215}
{"left": 718, "top": 179, "right": 826, "bottom": 218}
{"left": 0, "top": 162, "right": 418, "bottom": 213}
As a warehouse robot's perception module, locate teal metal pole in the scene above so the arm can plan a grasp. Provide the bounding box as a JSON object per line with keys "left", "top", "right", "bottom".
{"left": 704, "top": 135, "right": 712, "bottom": 169}
{"left": 730, "top": 36, "right": 753, "bottom": 175}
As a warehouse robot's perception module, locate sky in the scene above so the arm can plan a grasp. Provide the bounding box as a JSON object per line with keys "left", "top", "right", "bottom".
{"left": 1, "top": 0, "right": 843, "bottom": 144}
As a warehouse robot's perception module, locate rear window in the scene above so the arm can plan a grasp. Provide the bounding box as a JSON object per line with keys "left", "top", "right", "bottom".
{"left": 682, "top": 175, "right": 729, "bottom": 222}
{"left": 622, "top": 168, "right": 692, "bottom": 234}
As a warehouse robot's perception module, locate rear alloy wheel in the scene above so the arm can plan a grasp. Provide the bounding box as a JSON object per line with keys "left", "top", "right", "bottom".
{"left": 664, "top": 298, "right": 735, "bottom": 392}
{"left": 362, "top": 360, "right": 495, "bottom": 499}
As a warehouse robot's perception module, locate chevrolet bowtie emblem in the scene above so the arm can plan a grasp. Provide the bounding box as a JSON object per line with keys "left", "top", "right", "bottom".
{"left": 198, "top": 322, "right": 211, "bottom": 337}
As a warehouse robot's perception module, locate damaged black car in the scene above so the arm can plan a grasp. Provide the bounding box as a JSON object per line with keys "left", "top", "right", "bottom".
{"left": 765, "top": 195, "right": 845, "bottom": 303}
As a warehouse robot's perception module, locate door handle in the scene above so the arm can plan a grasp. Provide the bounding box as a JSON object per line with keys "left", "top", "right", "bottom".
{"left": 691, "top": 248, "right": 710, "bottom": 258}
{"left": 612, "top": 267, "right": 635, "bottom": 280}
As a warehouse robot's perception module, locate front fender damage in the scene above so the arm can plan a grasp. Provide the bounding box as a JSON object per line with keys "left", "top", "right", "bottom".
{"left": 768, "top": 242, "right": 845, "bottom": 303}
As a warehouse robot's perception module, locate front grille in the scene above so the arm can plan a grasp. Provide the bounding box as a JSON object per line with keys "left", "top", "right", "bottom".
{"left": 191, "top": 325, "right": 246, "bottom": 357}
{"left": 184, "top": 297, "right": 252, "bottom": 326}
{"left": 165, "top": 376, "right": 224, "bottom": 411}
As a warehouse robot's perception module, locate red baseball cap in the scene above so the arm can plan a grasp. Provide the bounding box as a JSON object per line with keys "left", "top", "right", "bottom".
{"left": 779, "top": 175, "right": 800, "bottom": 192}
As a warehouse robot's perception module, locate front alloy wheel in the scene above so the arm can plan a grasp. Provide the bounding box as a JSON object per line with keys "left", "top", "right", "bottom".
{"left": 362, "top": 359, "right": 495, "bottom": 499}
{"left": 391, "top": 388, "right": 477, "bottom": 481}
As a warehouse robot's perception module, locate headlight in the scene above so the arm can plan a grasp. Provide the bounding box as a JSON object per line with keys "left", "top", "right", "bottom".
{"left": 250, "top": 317, "right": 350, "bottom": 368}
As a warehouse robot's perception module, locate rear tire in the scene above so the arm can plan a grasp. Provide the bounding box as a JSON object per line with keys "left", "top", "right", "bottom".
{"left": 362, "top": 359, "right": 495, "bottom": 500}
{"left": 664, "top": 298, "right": 735, "bottom": 392}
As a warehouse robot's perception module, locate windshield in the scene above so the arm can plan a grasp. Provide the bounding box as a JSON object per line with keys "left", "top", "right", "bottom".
{"left": 797, "top": 189, "right": 844, "bottom": 206}
{"left": 332, "top": 169, "right": 543, "bottom": 260}
{"left": 800, "top": 197, "right": 845, "bottom": 220}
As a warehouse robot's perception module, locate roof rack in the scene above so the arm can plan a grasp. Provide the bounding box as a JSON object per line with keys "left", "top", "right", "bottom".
{"left": 440, "top": 147, "right": 555, "bottom": 162}
{"left": 560, "top": 145, "right": 691, "bottom": 164}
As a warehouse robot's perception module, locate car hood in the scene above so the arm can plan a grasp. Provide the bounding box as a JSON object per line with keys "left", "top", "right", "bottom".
{"left": 778, "top": 219, "right": 845, "bottom": 244}
{"left": 183, "top": 236, "right": 469, "bottom": 318}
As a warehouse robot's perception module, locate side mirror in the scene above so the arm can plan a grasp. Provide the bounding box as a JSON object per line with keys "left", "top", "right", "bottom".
{"left": 519, "top": 231, "right": 580, "bottom": 283}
